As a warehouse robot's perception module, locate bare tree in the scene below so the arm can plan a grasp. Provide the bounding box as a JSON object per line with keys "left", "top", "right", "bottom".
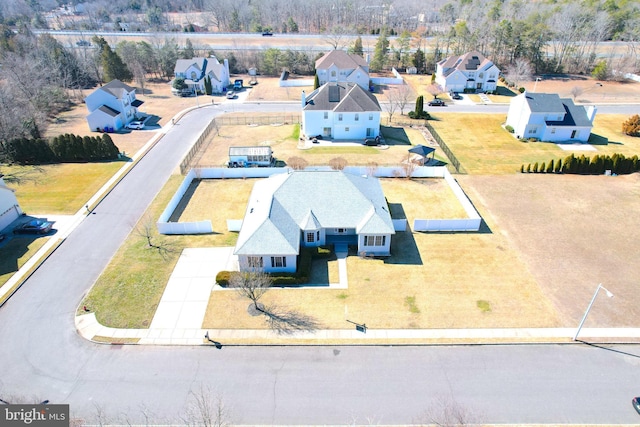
{"left": 230, "top": 269, "right": 272, "bottom": 312}
{"left": 329, "top": 157, "right": 348, "bottom": 170}
{"left": 504, "top": 58, "right": 533, "bottom": 89}
{"left": 287, "top": 156, "right": 308, "bottom": 170}
{"left": 400, "top": 154, "right": 420, "bottom": 178}
{"left": 182, "top": 384, "right": 232, "bottom": 427}
{"left": 570, "top": 86, "right": 584, "bottom": 101}
{"left": 426, "top": 83, "right": 445, "bottom": 100}
{"left": 135, "top": 213, "right": 175, "bottom": 259}
{"left": 323, "top": 27, "right": 348, "bottom": 50}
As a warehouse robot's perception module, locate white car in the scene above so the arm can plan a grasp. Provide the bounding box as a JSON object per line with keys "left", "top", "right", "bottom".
{"left": 226, "top": 91, "right": 235, "bottom": 99}
{"left": 126, "top": 120, "right": 145, "bottom": 130}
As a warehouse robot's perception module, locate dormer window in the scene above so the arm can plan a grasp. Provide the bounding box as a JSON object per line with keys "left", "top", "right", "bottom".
{"left": 190, "top": 71, "right": 197, "bottom": 80}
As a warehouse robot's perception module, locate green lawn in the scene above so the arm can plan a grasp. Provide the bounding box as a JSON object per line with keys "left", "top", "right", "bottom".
{"left": 2, "top": 162, "right": 127, "bottom": 214}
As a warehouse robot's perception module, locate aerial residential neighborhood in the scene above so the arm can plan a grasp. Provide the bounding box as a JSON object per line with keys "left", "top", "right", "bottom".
{"left": 1, "top": 0, "right": 640, "bottom": 425}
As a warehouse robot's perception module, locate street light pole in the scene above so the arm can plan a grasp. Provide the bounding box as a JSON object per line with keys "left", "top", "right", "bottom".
{"left": 573, "top": 284, "right": 613, "bottom": 341}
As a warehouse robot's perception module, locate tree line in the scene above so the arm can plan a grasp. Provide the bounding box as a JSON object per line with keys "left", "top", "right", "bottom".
{"left": 521, "top": 153, "right": 640, "bottom": 176}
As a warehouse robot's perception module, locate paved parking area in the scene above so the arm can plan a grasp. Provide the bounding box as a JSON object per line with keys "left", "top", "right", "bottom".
{"left": 149, "top": 247, "right": 238, "bottom": 329}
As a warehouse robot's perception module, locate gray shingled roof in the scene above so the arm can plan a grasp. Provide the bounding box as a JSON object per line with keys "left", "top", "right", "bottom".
{"left": 315, "top": 49, "right": 368, "bottom": 70}
{"left": 97, "top": 105, "right": 121, "bottom": 117}
{"left": 174, "top": 58, "right": 206, "bottom": 75}
{"left": 524, "top": 93, "right": 594, "bottom": 127}
{"left": 100, "top": 79, "right": 134, "bottom": 98}
{"left": 438, "top": 51, "right": 495, "bottom": 73}
{"left": 303, "top": 82, "right": 380, "bottom": 112}
{"left": 234, "top": 171, "right": 394, "bottom": 256}
{"left": 523, "top": 93, "right": 566, "bottom": 113}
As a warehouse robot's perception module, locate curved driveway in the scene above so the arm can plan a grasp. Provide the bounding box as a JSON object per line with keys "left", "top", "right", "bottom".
{"left": 1, "top": 103, "right": 640, "bottom": 425}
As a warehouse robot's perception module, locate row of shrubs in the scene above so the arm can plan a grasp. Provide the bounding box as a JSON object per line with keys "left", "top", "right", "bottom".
{"left": 521, "top": 153, "right": 640, "bottom": 175}
{"left": 215, "top": 246, "right": 332, "bottom": 287}
{"left": 0, "top": 133, "right": 120, "bottom": 164}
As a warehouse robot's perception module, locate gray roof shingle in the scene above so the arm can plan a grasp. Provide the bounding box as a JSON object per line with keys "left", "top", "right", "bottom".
{"left": 303, "top": 82, "right": 380, "bottom": 112}
{"left": 234, "top": 171, "right": 394, "bottom": 256}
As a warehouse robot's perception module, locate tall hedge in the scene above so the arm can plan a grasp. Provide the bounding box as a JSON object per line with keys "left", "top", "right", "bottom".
{"left": 1, "top": 133, "right": 119, "bottom": 164}
{"left": 520, "top": 153, "right": 639, "bottom": 175}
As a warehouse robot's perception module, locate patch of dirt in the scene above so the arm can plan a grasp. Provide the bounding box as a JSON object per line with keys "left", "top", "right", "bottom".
{"left": 458, "top": 173, "right": 640, "bottom": 328}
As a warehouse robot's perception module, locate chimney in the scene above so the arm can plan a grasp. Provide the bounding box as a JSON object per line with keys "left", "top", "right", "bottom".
{"left": 301, "top": 90, "right": 306, "bottom": 107}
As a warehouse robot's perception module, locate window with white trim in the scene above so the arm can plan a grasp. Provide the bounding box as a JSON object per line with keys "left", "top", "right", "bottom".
{"left": 369, "top": 114, "right": 373, "bottom": 120}
{"left": 248, "top": 256, "right": 263, "bottom": 268}
{"left": 271, "top": 256, "right": 286, "bottom": 268}
{"left": 364, "top": 235, "right": 386, "bottom": 246}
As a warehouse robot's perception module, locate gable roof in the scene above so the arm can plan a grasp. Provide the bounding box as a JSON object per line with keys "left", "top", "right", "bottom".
{"left": 521, "top": 92, "right": 594, "bottom": 127}
{"left": 235, "top": 171, "right": 394, "bottom": 256}
{"left": 303, "top": 82, "right": 380, "bottom": 112}
{"left": 98, "top": 79, "right": 135, "bottom": 98}
{"left": 315, "top": 50, "right": 368, "bottom": 70}
{"left": 438, "top": 51, "right": 496, "bottom": 75}
{"left": 174, "top": 58, "right": 206, "bottom": 75}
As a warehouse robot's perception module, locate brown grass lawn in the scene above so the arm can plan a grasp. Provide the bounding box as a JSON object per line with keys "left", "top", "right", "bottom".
{"left": 427, "top": 113, "right": 640, "bottom": 175}
{"left": 459, "top": 173, "right": 640, "bottom": 328}
{"left": 201, "top": 174, "right": 560, "bottom": 330}
{"left": 195, "top": 122, "right": 449, "bottom": 168}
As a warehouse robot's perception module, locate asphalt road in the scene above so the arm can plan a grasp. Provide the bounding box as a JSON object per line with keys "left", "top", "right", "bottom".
{"left": 1, "top": 102, "right": 640, "bottom": 425}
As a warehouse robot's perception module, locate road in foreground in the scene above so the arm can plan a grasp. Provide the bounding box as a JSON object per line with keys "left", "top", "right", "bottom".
{"left": 1, "top": 103, "right": 640, "bottom": 425}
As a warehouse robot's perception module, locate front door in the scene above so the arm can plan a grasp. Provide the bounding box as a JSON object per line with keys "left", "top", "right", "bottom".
{"left": 323, "top": 127, "right": 332, "bottom": 138}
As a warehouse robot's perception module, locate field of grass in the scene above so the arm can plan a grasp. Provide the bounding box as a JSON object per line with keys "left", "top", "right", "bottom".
{"left": 202, "top": 203, "right": 561, "bottom": 330}
{"left": 427, "top": 113, "right": 640, "bottom": 175}
{"left": 2, "top": 162, "right": 127, "bottom": 214}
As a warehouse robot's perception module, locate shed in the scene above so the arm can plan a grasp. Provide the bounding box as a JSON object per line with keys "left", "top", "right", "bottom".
{"left": 228, "top": 146, "right": 273, "bottom": 167}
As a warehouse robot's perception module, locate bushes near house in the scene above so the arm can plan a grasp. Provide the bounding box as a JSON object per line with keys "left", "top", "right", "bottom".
{"left": 505, "top": 125, "right": 514, "bottom": 133}
{"left": 622, "top": 114, "right": 640, "bottom": 137}
{"left": 408, "top": 95, "right": 430, "bottom": 120}
{"left": 520, "top": 153, "right": 640, "bottom": 175}
{"left": 215, "top": 246, "right": 332, "bottom": 287}
{"left": 1, "top": 133, "right": 120, "bottom": 165}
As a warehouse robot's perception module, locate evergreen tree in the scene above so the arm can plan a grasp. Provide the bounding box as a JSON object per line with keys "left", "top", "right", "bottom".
{"left": 349, "top": 36, "right": 364, "bottom": 57}
{"left": 547, "top": 159, "right": 554, "bottom": 173}
{"left": 412, "top": 48, "right": 426, "bottom": 74}
{"left": 204, "top": 75, "right": 212, "bottom": 95}
{"left": 313, "top": 74, "right": 320, "bottom": 90}
{"left": 554, "top": 158, "right": 562, "bottom": 173}
{"left": 540, "top": 162, "right": 546, "bottom": 173}
{"left": 369, "top": 28, "right": 389, "bottom": 72}
{"left": 415, "top": 95, "right": 424, "bottom": 116}
{"left": 95, "top": 36, "right": 133, "bottom": 82}
{"left": 182, "top": 39, "right": 195, "bottom": 59}
{"left": 286, "top": 17, "right": 298, "bottom": 33}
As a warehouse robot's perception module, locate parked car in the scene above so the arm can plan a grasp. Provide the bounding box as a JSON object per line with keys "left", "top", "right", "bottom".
{"left": 226, "top": 91, "right": 236, "bottom": 99}
{"left": 633, "top": 397, "right": 640, "bottom": 414}
{"left": 262, "top": 31, "right": 273, "bottom": 36}
{"left": 450, "top": 91, "right": 462, "bottom": 100}
{"left": 125, "top": 120, "right": 145, "bottom": 130}
{"left": 76, "top": 39, "right": 91, "bottom": 46}
{"left": 428, "top": 98, "right": 446, "bottom": 107}
{"left": 13, "top": 219, "right": 53, "bottom": 235}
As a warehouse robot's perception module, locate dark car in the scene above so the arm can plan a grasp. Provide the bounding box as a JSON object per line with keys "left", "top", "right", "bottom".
{"left": 450, "top": 91, "right": 462, "bottom": 100}
{"left": 13, "top": 219, "right": 53, "bottom": 235}
{"left": 428, "top": 98, "right": 446, "bottom": 107}
{"left": 262, "top": 31, "right": 273, "bottom": 36}
{"left": 633, "top": 397, "right": 640, "bottom": 414}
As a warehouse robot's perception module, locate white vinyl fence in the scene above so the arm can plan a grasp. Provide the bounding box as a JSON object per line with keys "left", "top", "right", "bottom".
{"left": 413, "top": 169, "right": 481, "bottom": 232}
{"left": 157, "top": 166, "right": 481, "bottom": 235}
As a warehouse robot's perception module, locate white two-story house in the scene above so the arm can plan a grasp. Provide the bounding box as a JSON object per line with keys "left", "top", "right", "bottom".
{"left": 173, "top": 56, "right": 230, "bottom": 95}
{"left": 315, "top": 50, "right": 370, "bottom": 90}
{"left": 301, "top": 82, "right": 381, "bottom": 140}
{"left": 0, "top": 174, "right": 23, "bottom": 233}
{"left": 506, "top": 92, "right": 597, "bottom": 142}
{"left": 435, "top": 51, "right": 500, "bottom": 93}
{"left": 234, "top": 170, "right": 395, "bottom": 273}
{"left": 85, "top": 79, "right": 144, "bottom": 132}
